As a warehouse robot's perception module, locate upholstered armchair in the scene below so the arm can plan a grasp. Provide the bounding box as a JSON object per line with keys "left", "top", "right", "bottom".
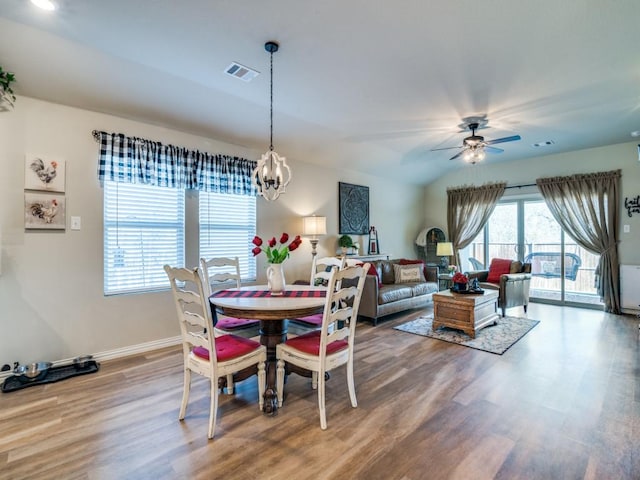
{"left": 466, "top": 258, "right": 532, "bottom": 317}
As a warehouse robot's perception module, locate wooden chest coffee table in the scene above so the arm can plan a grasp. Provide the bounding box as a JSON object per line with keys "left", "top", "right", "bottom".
{"left": 432, "top": 289, "right": 499, "bottom": 338}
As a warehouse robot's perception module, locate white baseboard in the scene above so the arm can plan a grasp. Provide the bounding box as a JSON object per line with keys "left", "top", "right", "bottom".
{"left": 0, "top": 336, "right": 182, "bottom": 381}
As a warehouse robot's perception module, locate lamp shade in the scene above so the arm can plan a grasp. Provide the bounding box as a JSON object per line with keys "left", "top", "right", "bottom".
{"left": 436, "top": 242, "right": 454, "bottom": 256}
{"left": 302, "top": 216, "right": 327, "bottom": 237}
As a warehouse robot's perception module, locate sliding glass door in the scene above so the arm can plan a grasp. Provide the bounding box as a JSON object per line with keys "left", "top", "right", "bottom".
{"left": 462, "top": 196, "right": 602, "bottom": 308}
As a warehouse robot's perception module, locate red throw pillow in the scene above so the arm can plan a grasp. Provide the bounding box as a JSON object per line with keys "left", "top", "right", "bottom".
{"left": 357, "top": 261, "right": 383, "bottom": 288}
{"left": 487, "top": 258, "right": 513, "bottom": 283}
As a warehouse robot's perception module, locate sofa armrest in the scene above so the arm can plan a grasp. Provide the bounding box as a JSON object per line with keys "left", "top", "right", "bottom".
{"left": 466, "top": 269, "right": 489, "bottom": 282}
{"left": 357, "top": 275, "right": 379, "bottom": 319}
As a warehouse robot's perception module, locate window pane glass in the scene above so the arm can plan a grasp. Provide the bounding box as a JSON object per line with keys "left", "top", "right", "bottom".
{"left": 199, "top": 192, "right": 257, "bottom": 281}
{"left": 104, "top": 181, "right": 185, "bottom": 295}
{"left": 487, "top": 203, "right": 518, "bottom": 260}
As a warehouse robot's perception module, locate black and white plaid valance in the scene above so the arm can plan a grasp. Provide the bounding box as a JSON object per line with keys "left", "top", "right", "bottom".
{"left": 94, "top": 130, "right": 257, "bottom": 196}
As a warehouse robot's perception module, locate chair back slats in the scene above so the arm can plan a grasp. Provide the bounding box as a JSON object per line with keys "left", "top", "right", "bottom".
{"left": 318, "top": 263, "right": 369, "bottom": 356}
{"left": 310, "top": 256, "right": 346, "bottom": 286}
{"left": 200, "top": 256, "right": 242, "bottom": 297}
{"left": 164, "top": 265, "right": 217, "bottom": 367}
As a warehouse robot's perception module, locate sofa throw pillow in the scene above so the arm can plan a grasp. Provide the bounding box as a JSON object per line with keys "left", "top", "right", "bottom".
{"left": 487, "top": 258, "right": 513, "bottom": 283}
{"left": 399, "top": 258, "right": 427, "bottom": 280}
{"left": 355, "top": 261, "right": 383, "bottom": 288}
{"left": 393, "top": 264, "right": 426, "bottom": 284}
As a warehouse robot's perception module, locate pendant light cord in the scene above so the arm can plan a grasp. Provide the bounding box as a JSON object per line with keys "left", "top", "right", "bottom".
{"left": 269, "top": 49, "right": 274, "bottom": 152}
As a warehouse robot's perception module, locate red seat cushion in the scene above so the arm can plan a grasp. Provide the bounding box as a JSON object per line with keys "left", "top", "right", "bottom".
{"left": 193, "top": 334, "right": 261, "bottom": 362}
{"left": 283, "top": 330, "right": 348, "bottom": 356}
{"left": 291, "top": 312, "right": 324, "bottom": 326}
{"left": 487, "top": 258, "right": 513, "bottom": 283}
{"left": 216, "top": 317, "right": 259, "bottom": 330}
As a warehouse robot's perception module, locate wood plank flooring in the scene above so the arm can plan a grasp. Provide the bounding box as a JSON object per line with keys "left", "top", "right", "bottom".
{"left": 1, "top": 303, "right": 638, "bottom": 479}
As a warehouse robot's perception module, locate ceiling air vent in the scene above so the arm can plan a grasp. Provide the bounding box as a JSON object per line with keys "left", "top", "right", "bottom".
{"left": 224, "top": 62, "right": 259, "bottom": 82}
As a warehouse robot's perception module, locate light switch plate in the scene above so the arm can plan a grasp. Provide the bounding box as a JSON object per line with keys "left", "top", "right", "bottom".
{"left": 623, "top": 224, "right": 630, "bottom": 233}
{"left": 71, "top": 216, "right": 81, "bottom": 230}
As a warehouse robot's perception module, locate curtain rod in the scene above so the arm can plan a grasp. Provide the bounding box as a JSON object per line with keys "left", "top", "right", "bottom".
{"left": 505, "top": 183, "right": 537, "bottom": 190}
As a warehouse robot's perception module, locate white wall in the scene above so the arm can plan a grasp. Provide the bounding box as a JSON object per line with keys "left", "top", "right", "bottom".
{"left": 0, "top": 97, "right": 423, "bottom": 366}
{"left": 423, "top": 141, "right": 640, "bottom": 266}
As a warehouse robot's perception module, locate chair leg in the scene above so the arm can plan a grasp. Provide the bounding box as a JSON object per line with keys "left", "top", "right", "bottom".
{"left": 258, "top": 361, "right": 266, "bottom": 411}
{"left": 501, "top": 306, "right": 506, "bottom": 317}
{"left": 311, "top": 371, "right": 318, "bottom": 390}
{"left": 276, "top": 359, "right": 285, "bottom": 407}
{"left": 318, "top": 368, "right": 327, "bottom": 430}
{"left": 208, "top": 376, "right": 219, "bottom": 440}
{"left": 179, "top": 367, "right": 191, "bottom": 421}
{"left": 347, "top": 358, "right": 357, "bottom": 408}
{"left": 226, "top": 374, "right": 234, "bottom": 395}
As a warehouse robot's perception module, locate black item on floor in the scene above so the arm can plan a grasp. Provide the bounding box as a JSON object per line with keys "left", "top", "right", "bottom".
{"left": 2, "top": 360, "right": 100, "bottom": 393}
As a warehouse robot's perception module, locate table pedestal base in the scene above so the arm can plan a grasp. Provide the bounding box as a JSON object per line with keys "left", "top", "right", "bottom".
{"left": 260, "top": 320, "right": 288, "bottom": 415}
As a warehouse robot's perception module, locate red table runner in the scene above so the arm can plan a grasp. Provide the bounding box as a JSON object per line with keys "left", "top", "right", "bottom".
{"left": 211, "top": 289, "right": 326, "bottom": 298}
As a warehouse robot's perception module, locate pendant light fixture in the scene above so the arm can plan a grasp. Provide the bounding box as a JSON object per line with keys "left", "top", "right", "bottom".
{"left": 252, "top": 41, "right": 292, "bottom": 201}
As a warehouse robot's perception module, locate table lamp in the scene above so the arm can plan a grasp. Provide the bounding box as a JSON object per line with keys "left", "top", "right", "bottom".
{"left": 302, "top": 215, "right": 327, "bottom": 257}
{"left": 436, "top": 242, "right": 454, "bottom": 269}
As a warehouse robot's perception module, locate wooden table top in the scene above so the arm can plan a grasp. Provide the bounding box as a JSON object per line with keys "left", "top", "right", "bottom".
{"left": 433, "top": 289, "right": 499, "bottom": 305}
{"left": 209, "top": 285, "right": 326, "bottom": 321}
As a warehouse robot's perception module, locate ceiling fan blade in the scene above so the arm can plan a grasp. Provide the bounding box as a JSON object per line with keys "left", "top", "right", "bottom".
{"left": 485, "top": 146, "right": 504, "bottom": 154}
{"left": 449, "top": 150, "right": 465, "bottom": 161}
{"left": 485, "top": 134, "right": 521, "bottom": 145}
{"left": 431, "top": 145, "right": 462, "bottom": 152}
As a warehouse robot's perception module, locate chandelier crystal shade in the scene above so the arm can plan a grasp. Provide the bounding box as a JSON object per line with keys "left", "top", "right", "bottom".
{"left": 252, "top": 41, "right": 292, "bottom": 201}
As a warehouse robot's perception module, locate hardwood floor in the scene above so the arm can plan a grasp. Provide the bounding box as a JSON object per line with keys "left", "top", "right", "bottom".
{"left": 1, "top": 303, "right": 638, "bottom": 479}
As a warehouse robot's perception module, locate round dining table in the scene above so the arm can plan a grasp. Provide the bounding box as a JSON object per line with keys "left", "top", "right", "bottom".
{"left": 209, "top": 285, "right": 326, "bottom": 414}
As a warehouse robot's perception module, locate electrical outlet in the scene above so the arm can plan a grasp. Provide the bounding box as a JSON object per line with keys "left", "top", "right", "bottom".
{"left": 623, "top": 224, "right": 630, "bottom": 233}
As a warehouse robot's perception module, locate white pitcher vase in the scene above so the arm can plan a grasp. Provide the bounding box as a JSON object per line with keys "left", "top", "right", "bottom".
{"left": 266, "top": 263, "right": 286, "bottom": 296}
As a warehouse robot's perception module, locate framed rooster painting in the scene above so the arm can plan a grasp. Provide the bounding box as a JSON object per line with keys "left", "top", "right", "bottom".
{"left": 24, "top": 155, "right": 66, "bottom": 192}
{"left": 24, "top": 192, "right": 66, "bottom": 230}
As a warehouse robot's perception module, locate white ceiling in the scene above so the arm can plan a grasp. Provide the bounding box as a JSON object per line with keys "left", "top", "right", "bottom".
{"left": 1, "top": 0, "right": 639, "bottom": 185}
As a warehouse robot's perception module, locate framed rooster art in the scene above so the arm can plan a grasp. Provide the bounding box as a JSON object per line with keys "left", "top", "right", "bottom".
{"left": 24, "top": 192, "right": 66, "bottom": 230}
{"left": 24, "top": 155, "right": 66, "bottom": 192}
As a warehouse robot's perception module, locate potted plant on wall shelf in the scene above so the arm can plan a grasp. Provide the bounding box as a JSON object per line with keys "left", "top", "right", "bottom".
{"left": 338, "top": 234, "right": 354, "bottom": 255}
{"left": 0, "top": 66, "right": 17, "bottom": 112}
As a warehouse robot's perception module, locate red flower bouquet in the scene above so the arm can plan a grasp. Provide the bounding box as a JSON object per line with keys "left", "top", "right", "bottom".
{"left": 252, "top": 233, "right": 302, "bottom": 263}
{"left": 452, "top": 272, "right": 468, "bottom": 284}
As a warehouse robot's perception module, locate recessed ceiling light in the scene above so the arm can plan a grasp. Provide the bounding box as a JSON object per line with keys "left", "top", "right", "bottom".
{"left": 30, "top": 0, "right": 56, "bottom": 11}
{"left": 631, "top": 130, "right": 640, "bottom": 137}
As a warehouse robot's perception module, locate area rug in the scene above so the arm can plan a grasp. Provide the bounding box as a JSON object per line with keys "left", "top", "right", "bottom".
{"left": 393, "top": 315, "right": 539, "bottom": 355}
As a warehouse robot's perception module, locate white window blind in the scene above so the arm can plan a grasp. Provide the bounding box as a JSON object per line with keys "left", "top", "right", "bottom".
{"left": 104, "top": 181, "right": 185, "bottom": 295}
{"left": 199, "top": 191, "right": 257, "bottom": 281}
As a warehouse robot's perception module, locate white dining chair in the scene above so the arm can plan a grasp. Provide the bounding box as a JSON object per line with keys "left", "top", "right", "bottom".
{"left": 200, "top": 256, "right": 261, "bottom": 338}
{"left": 164, "top": 265, "right": 266, "bottom": 439}
{"left": 276, "top": 263, "right": 369, "bottom": 430}
{"left": 288, "top": 256, "right": 346, "bottom": 336}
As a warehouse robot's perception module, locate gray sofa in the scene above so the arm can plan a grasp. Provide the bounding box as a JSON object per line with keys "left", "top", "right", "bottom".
{"left": 358, "top": 259, "right": 439, "bottom": 325}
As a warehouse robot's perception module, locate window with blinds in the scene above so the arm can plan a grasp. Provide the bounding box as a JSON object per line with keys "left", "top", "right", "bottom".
{"left": 199, "top": 191, "right": 257, "bottom": 282}
{"left": 103, "top": 181, "right": 185, "bottom": 295}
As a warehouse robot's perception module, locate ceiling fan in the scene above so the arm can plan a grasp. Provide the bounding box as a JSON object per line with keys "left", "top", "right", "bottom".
{"left": 431, "top": 121, "right": 521, "bottom": 164}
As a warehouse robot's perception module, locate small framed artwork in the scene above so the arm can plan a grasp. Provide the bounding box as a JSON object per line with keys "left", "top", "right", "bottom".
{"left": 24, "top": 155, "right": 66, "bottom": 192}
{"left": 24, "top": 192, "right": 66, "bottom": 230}
{"left": 339, "top": 182, "right": 369, "bottom": 234}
